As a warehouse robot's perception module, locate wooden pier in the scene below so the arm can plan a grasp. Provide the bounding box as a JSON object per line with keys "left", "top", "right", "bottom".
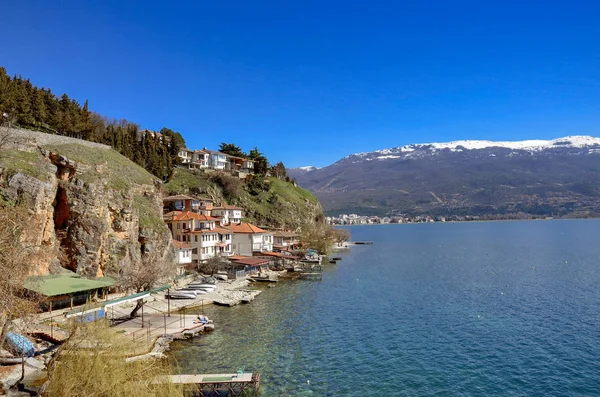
{"left": 160, "top": 372, "right": 260, "bottom": 396}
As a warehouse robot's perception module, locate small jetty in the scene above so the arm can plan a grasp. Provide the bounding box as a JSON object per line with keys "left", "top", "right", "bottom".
{"left": 298, "top": 272, "right": 322, "bottom": 280}
{"left": 248, "top": 275, "right": 278, "bottom": 283}
{"left": 214, "top": 290, "right": 262, "bottom": 307}
{"left": 160, "top": 371, "right": 260, "bottom": 396}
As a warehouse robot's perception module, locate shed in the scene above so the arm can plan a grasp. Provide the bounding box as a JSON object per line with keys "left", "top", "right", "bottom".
{"left": 230, "top": 257, "right": 271, "bottom": 276}
{"left": 24, "top": 271, "right": 115, "bottom": 312}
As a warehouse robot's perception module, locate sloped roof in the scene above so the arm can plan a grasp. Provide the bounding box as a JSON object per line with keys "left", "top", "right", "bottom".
{"left": 229, "top": 222, "right": 268, "bottom": 234}
{"left": 231, "top": 257, "right": 271, "bottom": 266}
{"left": 259, "top": 251, "right": 300, "bottom": 259}
{"left": 24, "top": 274, "right": 115, "bottom": 297}
{"left": 173, "top": 240, "right": 192, "bottom": 249}
{"left": 212, "top": 226, "right": 233, "bottom": 234}
{"left": 163, "top": 211, "right": 217, "bottom": 222}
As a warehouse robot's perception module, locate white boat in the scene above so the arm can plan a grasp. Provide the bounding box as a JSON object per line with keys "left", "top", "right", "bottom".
{"left": 177, "top": 288, "right": 208, "bottom": 295}
{"left": 187, "top": 283, "right": 217, "bottom": 290}
{"left": 166, "top": 291, "right": 198, "bottom": 299}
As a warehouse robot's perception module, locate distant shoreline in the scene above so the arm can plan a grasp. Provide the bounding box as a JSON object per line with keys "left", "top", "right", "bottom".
{"left": 332, "top": 216, "right": 600, "bottom": 226}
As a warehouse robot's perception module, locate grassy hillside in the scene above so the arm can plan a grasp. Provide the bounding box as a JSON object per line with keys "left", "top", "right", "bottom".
{"left": 0, "top": 129, "right": 165, "bottom": 236}
{"left": 164, "top": 168, "right": 322, "bottom": 230}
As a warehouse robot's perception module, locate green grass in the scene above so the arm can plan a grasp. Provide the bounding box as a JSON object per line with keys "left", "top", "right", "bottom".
{"left": 42, "top": 144, "right": 155, "bottom": 189}
{"left": 133, "top": 195, "right": 165, "bottom": 232}
{"left": 163, "top": 168, "right": 209, "bottom": 195}
{"left": 267, "top": 177, "right": 318, "bottom": 204}
{"left": 0, "top": 149, "right": 51, "bottom": 180}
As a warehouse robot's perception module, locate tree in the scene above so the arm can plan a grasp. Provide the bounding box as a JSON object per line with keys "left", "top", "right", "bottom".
{"left": 211, "top": 173, "right": 243, "bottom": 200}
{"left": 219, "top": 143, "right": 246, "bottom": 158}
{"left": 160, "top": 127, "right": 185, "bottom": 150}
{"left": 118, "top": 247, "right": 176, "bottom": 319}
{"left": 44, "top": 321, "right": 183, "bottom": 397}
{"left": 331, "top": 228, "right": 351, "bottom": 246}
{"left": 0, "top": 201, "right": 45, "bottom": 352}
{"left": 31, "top": 87, "right": 47, "bottom": 126}
{"left": 299, "top": 221, "right": 343, "bottom": 254}
{"left": 198, "top": 255, "right": 230, "bottom": 275}
{"left": 270, "top": 161, "right": 287, "bottom": 179}
{"left": 248, "top": 147, "right": 269, "bottom": 176}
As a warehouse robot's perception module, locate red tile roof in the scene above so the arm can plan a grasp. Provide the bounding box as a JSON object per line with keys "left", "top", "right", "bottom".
{"left": 163, "top": 211, "right": 217, "bottom": 222}
{"left": 228, "top": 222, "right": 269, "bottom": 234}
{"left": 172, "top": 241, "right": 192, "bottom": 249}
{"left": 212, "top": 226, "right": 233, "bottom": 234}
{"left": 259, "top": 251, "right": 300, "bottom": 259}
{"left": 231, "top": 257, "right": 271, "bottom": 266}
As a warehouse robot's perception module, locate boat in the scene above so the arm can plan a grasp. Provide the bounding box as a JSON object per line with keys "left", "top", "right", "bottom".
{"left": 249, "top": 276, "right": 278, "bottom": 283}
{"left": 214, "top": 274, "right": 228, "bottom": 281}
{"left": 186, "top": 284, "right": 217, "bottom": 291}
{"left": 177, "top": 288, "right": 208, "bottom": 294}
{"left": 166, "top": 291, "right": 198, "bottom": 299}
{"left": 188, "top": 283, "right": 217, "bottom": 288}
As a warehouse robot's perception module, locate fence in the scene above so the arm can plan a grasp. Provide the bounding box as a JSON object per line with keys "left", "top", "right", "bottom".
{"left": 106, "top": 294, "right": 208, "bottom": 355}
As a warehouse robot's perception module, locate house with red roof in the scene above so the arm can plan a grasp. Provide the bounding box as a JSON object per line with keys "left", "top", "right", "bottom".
{"left": 229, "top": 222, "right": 274, "bottom": 256}
{"left": 163, "top": 195, "right": 214, "bottom": 214}
{"left": 163, "top": 211, "right": 233, "bottom": 262}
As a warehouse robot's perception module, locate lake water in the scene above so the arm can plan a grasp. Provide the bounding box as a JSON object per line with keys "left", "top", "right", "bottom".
{"left": 170, "top": 220, "right": 600, "bottom": 396}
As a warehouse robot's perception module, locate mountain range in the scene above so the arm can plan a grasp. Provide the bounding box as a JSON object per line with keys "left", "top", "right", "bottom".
{"left": 288, "top": 136, "right": 600, "bottom": 218}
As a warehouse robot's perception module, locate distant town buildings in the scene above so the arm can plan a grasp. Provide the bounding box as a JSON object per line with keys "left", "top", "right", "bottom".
{"left": 326, "top": 214, "right": 449, "bottom": 225}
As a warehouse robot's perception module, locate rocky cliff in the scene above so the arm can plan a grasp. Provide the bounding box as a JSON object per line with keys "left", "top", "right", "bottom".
{"left": 0, "top": 128, "right": 174, "bottom": 278}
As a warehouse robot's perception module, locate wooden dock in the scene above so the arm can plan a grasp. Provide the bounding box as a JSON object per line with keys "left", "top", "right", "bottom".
{"left": 299, "top": 272, "right": 323, "bottom": 280}
{"left": 161, "top": 372, "right": 260, "bottom": 396}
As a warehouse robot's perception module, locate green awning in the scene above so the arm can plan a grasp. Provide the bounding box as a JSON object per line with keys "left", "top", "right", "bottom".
{"left": 24, "top": 274, "right": 115, "bottom": 297}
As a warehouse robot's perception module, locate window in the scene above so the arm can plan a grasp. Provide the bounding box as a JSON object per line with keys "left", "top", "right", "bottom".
{"left": 195, "top": 235, "right": 198, "bottom": 242}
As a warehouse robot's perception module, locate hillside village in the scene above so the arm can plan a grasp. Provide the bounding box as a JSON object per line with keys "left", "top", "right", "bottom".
{"left": 164, "top": 193, "right": 302, "bottom": 276}
{"left": 165, "top": 145, "right": 310, "bottom": 277}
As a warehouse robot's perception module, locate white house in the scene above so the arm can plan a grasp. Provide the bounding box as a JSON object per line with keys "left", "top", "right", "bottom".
{"left": 177, "top": 148, "right": 194, "bottom": 165}
{"left": 211, "top": 204, "right": 244, "bottom": 225}
{"left": 163, "top": 211, "right": 232, "bottom": 262}
{"left": 229, "top": 222, "right": 273, "bottom": 256}
{"left": 191, "top": 150, "right": 209, "bottom": 169}
{"left": 172, "top": 240, "right": 192, "bottom": 275}
{"left": 203, "top": 149, "right": 228, "bottom": 170}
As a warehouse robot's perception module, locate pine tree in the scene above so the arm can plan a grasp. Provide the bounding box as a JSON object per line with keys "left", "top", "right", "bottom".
{"left": 31, "top": 87, "right": 47, "bottom": 126}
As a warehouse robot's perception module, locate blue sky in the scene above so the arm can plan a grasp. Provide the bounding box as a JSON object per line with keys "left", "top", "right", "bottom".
{"left": 1, "top": 1, "right": 599, "bottom": 167}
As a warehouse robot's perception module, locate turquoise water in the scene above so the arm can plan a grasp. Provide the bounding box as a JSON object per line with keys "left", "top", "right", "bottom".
{"left": 170, "top": 220, "right": 600, "bottom": 396}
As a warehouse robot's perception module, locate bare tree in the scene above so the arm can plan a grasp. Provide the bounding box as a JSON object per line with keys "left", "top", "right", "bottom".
{"left": 118, "top": 246, "right": 176, "bottom": 318}
{"left": 331, "top": 228, "right": 351, "bottom": 246}
{"left": 198, "top": 255, "right": 230, "bottom": 276}
{"left": 0, "top": 201, "right": 44, "bottom": 351}
{"left": 0, "top": 112, "right": 16, "bottom": 150}
{"left": 44, "top": 321, "right": 183, "bottom": 397}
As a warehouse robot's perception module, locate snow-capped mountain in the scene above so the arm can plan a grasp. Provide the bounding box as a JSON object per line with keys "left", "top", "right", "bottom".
{"left": 288, "top": 136, "right": 600, "bottom": 217}
{"left": 348, "top": 136, "right": 600, "bottom": 162}
{"left": 295, "top": 166, "right": 320, "bottom": 172}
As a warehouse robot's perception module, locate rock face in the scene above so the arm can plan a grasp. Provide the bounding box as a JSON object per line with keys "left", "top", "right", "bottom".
{"left": 0, "top": 129, "right": 174, "bottom": 278}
